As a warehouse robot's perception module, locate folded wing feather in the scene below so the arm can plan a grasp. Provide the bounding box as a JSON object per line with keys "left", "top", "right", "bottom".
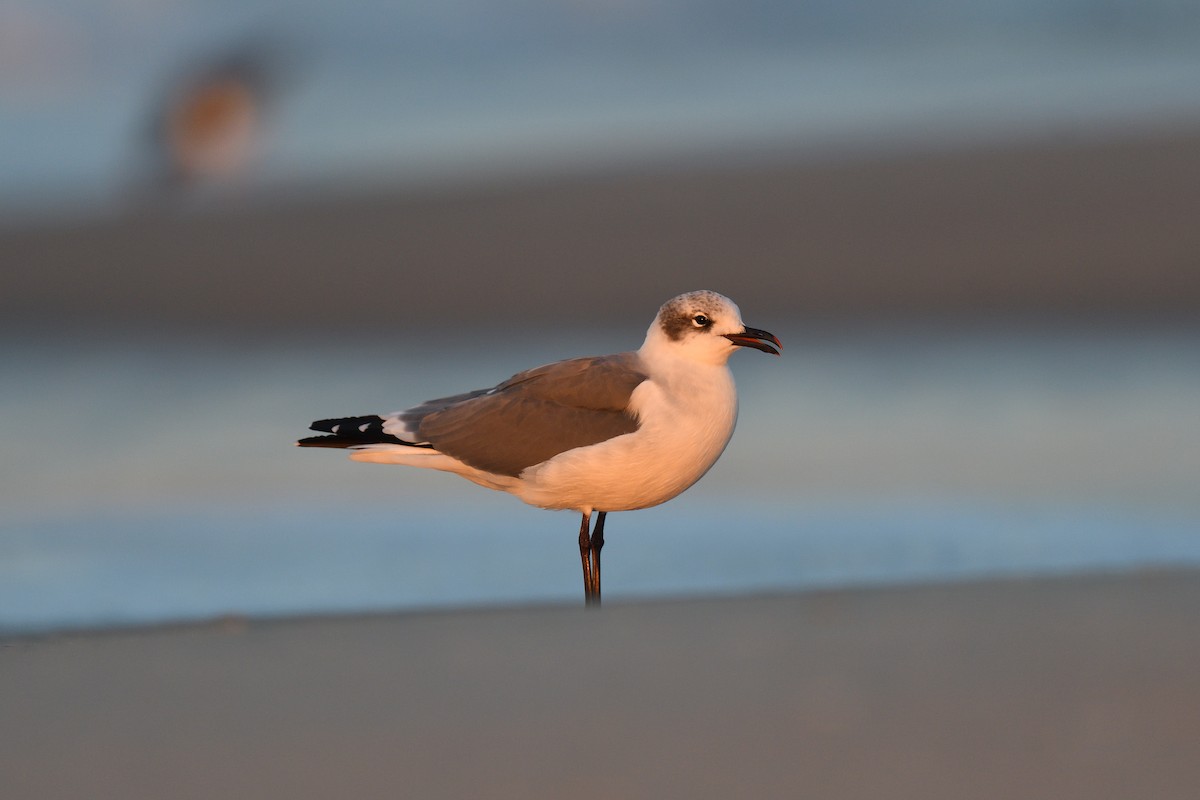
{"left": 414, "top": 353, "right": 648, "bottom": 477}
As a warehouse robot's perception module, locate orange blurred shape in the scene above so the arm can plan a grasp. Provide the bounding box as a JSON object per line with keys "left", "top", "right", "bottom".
{"left": 165, "top": 76, "right": 260, "bottom": 182}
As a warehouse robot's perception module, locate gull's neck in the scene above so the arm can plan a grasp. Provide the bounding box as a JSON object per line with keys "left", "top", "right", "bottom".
{"left": 637, "top": 324, "right": 735, "bottom": 372}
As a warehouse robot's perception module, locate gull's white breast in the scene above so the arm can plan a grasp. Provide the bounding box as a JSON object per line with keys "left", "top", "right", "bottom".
{"left": 516, "top": 362, "right": 738, "bottom": 512}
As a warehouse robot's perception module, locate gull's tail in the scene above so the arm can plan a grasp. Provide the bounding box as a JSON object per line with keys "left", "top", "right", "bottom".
{"left": 297, "top": 415, "right": 427, "bottom": 450}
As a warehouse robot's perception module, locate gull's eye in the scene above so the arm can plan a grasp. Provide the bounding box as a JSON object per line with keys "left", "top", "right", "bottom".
{"left": 692, "top": 313, "right": 711, "bottom": 328}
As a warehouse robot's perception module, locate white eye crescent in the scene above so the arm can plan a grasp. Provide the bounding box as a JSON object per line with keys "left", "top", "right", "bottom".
{"left": 692, "top": 313, "right": 711, "bottom": 327}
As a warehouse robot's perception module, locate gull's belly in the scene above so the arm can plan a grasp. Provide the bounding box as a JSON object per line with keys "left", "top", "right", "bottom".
{"left": 517, "top": 375, "right": 739, "bottom": 512}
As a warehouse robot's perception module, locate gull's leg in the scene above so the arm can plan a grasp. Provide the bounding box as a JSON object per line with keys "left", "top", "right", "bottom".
{"left": 578, "top": 511, "right": 596, "bottom": 605}
{"left": 591, "top": 511, "right": 607, "bottom": 606}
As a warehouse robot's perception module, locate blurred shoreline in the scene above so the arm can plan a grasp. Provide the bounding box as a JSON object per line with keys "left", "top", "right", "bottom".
{"left": 4, "top": 123, "right": 1200, "bottom": 333}
{"left": 4, "top": 121, "right": 1198, "bottom": 640}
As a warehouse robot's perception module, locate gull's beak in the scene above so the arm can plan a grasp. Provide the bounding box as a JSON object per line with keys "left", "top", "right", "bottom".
{"left": 723, "top": 326, "right": 782, "bottom": 356}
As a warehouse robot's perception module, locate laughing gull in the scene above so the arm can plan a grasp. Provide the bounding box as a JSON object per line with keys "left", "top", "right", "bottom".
{"left": 298, "top": 290, "right": 780, "bottom": 605}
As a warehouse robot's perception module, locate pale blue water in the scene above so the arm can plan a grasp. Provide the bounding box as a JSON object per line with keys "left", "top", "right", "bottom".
{"left": 3, "top": 501, "right": 1198, "bottom": 634}
{"left": 2, "top": 325, "right": 1198, "bottom": 633}
{"left": 4, "top": 0, "right": 1200, "bottom": 219}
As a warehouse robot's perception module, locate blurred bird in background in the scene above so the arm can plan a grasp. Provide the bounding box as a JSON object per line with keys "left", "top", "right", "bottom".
{"left": 133, "top": 37, "right": 296, "bottom": 197}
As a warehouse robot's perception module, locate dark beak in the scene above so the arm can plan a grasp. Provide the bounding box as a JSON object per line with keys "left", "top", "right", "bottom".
{"left": 723, "top": 326, "right": 782, "bottom": 356}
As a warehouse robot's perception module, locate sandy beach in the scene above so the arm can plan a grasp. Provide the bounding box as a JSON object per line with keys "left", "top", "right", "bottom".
{"left": 4, "top": 125, "right": 1200, "bottom": 334}
{"left": 3, "top": 570, "right": 1198, "bottom": 799}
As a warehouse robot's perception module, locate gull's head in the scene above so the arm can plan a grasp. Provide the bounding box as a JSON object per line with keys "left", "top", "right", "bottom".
{"left": 641, "top": 290, "right": 781, "bottom": 366}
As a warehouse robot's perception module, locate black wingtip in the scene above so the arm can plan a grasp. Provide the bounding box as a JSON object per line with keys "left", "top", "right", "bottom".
{"left": 298, "top": 414, "right": 426, "bottom": 450}
{"left": 297, "top": 435, "right": 357, "bottom": 448}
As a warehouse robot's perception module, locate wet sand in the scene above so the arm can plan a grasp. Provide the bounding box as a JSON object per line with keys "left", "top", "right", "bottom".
{"left": 4, "top": 570, "right": 1199, "bottom": 799}
{"left": 4, "top": 125, "right": 1200, "bottom": 333}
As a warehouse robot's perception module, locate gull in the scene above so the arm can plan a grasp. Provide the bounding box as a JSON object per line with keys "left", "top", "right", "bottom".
{"left": 298, "top": 290, "right": 780, "bottom": 605}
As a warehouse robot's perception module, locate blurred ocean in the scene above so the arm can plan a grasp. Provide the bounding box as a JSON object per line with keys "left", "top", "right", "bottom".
{"left": 2, "top": 324, "right": 1198, "bottom": 633}
{"left": 4, "top": 0, "right": 1200, "bottom": 218}
{"left": 3, "top": 2, "right": 1200, "bottom": 633}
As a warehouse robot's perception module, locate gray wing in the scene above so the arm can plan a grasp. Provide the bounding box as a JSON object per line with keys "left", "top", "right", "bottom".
{"left": 414, "top": 352, "right": 648, "bottom": 477}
